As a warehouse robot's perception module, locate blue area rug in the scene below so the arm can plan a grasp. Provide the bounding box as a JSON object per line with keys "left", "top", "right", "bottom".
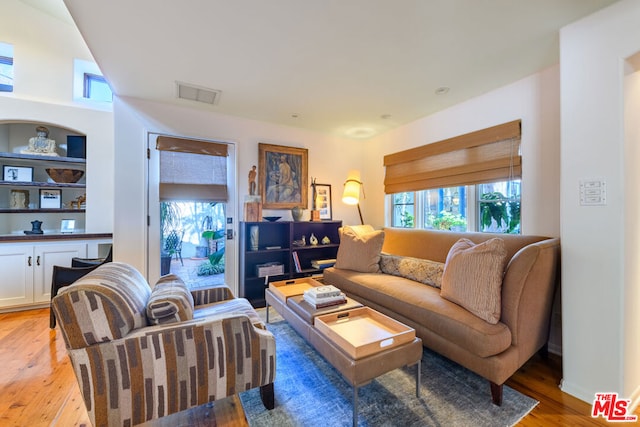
{"left": 240, "top": 314, "right": 538, "bottom": 427}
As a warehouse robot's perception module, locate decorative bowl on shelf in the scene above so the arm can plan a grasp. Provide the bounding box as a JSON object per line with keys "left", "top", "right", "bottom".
{"left": 262, "top": 216, "right": 281, "bottom": 222}
{"left": 45, "top": 168, "right": 84, "bottom": 183}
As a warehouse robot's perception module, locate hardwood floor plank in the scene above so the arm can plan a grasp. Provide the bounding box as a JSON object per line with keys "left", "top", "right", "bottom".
{"left": 1, "top": 307, "right": 630, "bottom": 426}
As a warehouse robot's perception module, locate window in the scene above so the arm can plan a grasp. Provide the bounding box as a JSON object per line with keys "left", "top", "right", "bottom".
{"left": 0, "top": 42, "right": 14, "bottom": 92}
{"left": 391, "top": 192, "right": 414, "bottom": 227}
{"left": 385, "top": 120, "right": 522, "bottom": 233}
{"left": 73, "top": 59, "right": 112, "bottom": 104}
{"left": 83, "top": 73, "right": 112, "bottom": 102}
{"left": 477, "top": 181, "right": 521, "bottom": 233}
{"left": 390, "top": 180, "right": 521, "bottom": 233}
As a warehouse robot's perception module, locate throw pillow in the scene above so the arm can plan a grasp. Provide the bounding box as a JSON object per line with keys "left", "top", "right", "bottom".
{"left": 146, "top": 274, "right": 195, "bottom": 325}
{"left": 379, "top": 254, "right": 444, "bottom": 288}
{"left": 440, "top": 238, "right": 507, "bottom": 324}
{"left": 334, "top": 226, "right": 385, "bottom": 273}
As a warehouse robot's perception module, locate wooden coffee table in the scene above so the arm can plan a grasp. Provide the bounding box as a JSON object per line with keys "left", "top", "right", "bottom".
{"left": 265, "top": 278, "right": 423, "bottom": 427}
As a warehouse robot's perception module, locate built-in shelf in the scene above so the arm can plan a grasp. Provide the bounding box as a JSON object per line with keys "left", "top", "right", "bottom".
{"left": 0, "top": 208, "right": 85, "bottom": 214}
{"left": 0, "top": 181, "right": 85, "bottom": 189}
{"left": 0, "top": 152, "right": 86, "bottom": 164}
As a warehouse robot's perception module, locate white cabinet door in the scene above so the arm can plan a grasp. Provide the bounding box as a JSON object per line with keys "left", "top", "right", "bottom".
{"left": 33, "top": 243, "right": 87, "bottom": 303}
{"left": 0, "top": 244, "right": 34, "bottom": 308}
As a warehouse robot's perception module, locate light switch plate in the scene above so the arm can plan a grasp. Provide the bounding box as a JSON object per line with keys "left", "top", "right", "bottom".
{"left": 580, "top": 179, "right": 606, "bottom": 206}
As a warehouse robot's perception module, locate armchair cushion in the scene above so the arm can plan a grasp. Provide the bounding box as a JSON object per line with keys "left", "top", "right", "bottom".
{"left": 146, "top": 274, "right": 195, "bottom": 325}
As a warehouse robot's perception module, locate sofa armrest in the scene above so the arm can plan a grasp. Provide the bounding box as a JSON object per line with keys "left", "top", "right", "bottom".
{"left": 67, "top": 313, "right": 276, "bottom": 427}
{"left": 501, "top": 238, "right": 560, "bottom": 356}
{"left": 191, "top": 284, "right": 235, "bottom": 306}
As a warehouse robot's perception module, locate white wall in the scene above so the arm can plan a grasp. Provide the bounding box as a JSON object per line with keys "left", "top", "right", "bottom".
{"left": 113, "top": 96, "right": 367, "bottom": 283}
{"left": 0, "top": 1, "right": 113, "bottom": 234}
{"left": 624, "top": 63, "right": 640, "bottom": 406}
{"left": 560, "top": 0, "right": 640, "bottom": 404}
{"left": 366, "top": 66, "right": 561, "bottom": 238}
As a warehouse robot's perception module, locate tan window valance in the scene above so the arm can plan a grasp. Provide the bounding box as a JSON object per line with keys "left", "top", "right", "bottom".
{"left": 157, "top": 135, "right": 228, "bottom": 202}
{"left": 383, "top": 120, "right": 521, "bottom": 194}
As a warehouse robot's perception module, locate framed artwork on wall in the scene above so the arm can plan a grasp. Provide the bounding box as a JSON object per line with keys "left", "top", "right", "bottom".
{"left": 258, "top": 143, "right": 308, "bottom": 209}
{"left": 314, "top": 183, "right": 332, "bottom": 220}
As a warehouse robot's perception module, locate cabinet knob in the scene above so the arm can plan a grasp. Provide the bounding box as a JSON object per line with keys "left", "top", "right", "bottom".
{"left": 36, "top": 255, "right": 40, "bottom": 266}
{"left": 28, "top": 256, "right": 32, "bottom": 266}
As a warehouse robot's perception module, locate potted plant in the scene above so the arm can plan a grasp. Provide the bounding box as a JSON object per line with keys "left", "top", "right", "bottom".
{"left": 197, "top": 229, "right": 226, "bottom": 276}
{"left": 479, "top": 191, "right": 520, "bottom": 233}
{"left": 160, "top": 201, "right": 181, "bottom": 275}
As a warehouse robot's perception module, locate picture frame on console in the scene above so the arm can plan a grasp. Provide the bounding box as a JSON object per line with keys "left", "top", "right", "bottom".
{"left": 40, "top": 189, "right": 62, "bottom": 209}
{"left": 314, "top": 184, "right": 332, "bottom": 220}
{"left": 3, "top": 165, "right": 33, "bottom": 182}
{"left": 258, "top": 143, "right": 308, "bottom": 210}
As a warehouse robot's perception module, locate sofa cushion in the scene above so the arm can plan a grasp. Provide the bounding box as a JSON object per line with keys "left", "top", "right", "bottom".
{"left": 440, "top": 238, "right": 507, "bottom": 324}
{"left": 334, "top": 226, "right": 385, "bottom": 273}
{"left": 379, "top": 254, "right": 444, "bottom": 288}
{"left": 146, "top": 274, "right": 195, "bottom": 325}
{"left": 323, "top": 267, "right": 512, "bottom": 358}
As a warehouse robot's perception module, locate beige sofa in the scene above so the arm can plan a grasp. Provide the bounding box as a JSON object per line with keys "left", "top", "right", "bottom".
{"left": 323, "top": 227, "right": 559, "bottom": 405}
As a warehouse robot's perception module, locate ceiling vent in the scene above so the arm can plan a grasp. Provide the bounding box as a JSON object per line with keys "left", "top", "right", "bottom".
{"left": 176, "top": 81, "right": 221, "bottom": 105}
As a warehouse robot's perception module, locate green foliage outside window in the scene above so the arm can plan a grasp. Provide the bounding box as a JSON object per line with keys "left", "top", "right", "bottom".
{"left": 479, "top": 192, "right": 520, "bottom": 233}
{"left": 428, "top": 211, "right": 467, "bottom": 231}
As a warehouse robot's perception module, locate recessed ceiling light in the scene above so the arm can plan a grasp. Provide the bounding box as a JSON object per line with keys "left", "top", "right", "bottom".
{"left": 435, "top": 87, "right": 450, "bottom": 95}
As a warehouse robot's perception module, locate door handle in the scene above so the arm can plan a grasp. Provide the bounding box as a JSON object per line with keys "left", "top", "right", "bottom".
{"left": 36, "top": 255, "right": 40, "bottom": 266}
{"left": 28, "top": 256, "right": 32, "bottom": 266}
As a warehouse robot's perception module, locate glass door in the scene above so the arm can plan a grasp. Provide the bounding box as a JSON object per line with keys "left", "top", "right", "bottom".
{"left": 147, "top": 133, "right": 237, "bottom": 293}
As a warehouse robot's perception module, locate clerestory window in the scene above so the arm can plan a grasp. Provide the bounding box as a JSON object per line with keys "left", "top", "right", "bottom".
{"left": 0, "top": 42, "right": 14, "bottom": 92}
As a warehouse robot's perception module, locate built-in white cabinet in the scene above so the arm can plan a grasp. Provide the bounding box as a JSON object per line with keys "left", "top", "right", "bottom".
{"left": 0, "top": 240, "right": 109, "bottom": 310}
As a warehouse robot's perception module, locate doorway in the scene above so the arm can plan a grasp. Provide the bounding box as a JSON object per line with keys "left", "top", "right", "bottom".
{"left": 148, "top": 133, "right": 237, "bottom": 293}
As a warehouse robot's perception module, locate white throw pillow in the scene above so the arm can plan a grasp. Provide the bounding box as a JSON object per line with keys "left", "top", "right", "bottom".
{"left": 440, "top": 238, "right": 507, "bottom": 324}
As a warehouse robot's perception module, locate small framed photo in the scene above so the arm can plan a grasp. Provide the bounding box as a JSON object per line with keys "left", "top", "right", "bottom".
{"left": 314, "top": 184, "right": 332, "bottom": 220}
{"left": 40, "top": 189, "right": 62, "bottom": 209}
{"left": 3, "top": 165, "right": 33, "bottom": 182}
{"left": 60, "top": 219, "right": 75, "bottom": 234}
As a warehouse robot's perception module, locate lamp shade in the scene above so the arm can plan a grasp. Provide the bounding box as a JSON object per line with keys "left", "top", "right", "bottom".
{"left": 342, "top": 179, "right": 361, "bottom": 205}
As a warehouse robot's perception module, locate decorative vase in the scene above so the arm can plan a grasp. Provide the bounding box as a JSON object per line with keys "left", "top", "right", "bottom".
{"left": 291, "top": 206, "right": 304, "bottom": 221}
{"left": 309, "top": 233, "right": 318, "bottom": 246}
{"left": 250, "top": 225, "right": 259, "bottom": 250}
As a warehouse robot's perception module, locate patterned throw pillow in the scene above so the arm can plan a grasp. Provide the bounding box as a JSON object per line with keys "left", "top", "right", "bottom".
{"left": 379, "top": 254, "right": 444, "bottom": 288}
{"left": 440, "top": 238, "right": 507, "bottom": 324}
{"left": 146, "top": 274, "right": 195, "bottom": 325}
{"left": 334, "top": 226, "right": 385, "bottom": 273}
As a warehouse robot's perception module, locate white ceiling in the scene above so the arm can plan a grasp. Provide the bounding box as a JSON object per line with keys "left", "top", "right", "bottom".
{"left": 56, "top": 0, "right": 618, "bottom": 139}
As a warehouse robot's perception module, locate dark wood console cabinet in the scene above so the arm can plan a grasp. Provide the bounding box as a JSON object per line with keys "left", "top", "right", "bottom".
{"left": 239, "top": 220, "right": 342, "bottom": 307}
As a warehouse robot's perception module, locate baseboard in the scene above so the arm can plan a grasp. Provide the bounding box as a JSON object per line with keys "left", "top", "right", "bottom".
{"left": 548, "top": 342, "right": 562, "bottom": 356}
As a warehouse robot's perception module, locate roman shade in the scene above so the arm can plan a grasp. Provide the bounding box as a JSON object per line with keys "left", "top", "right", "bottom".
{"left": 157, "top": 135, "right": 228, "bottom": 201}
{"left": 383, "top": 120, "right": 521, "bottom": 194}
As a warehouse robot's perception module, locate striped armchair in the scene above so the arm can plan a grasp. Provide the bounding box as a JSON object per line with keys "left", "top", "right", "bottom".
{"left": 52, "top": 262, "right": 276, "bottom": 427}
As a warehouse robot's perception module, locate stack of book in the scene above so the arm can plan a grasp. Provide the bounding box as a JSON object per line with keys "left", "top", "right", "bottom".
{"left": 311, "top": 258, "right": 336, "bottom": 269}
{"left": 303, "top": 285, "right": 346, "bottom": 308}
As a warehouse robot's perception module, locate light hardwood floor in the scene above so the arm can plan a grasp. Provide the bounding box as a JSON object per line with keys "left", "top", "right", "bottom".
{"left": 0, "top": 307, "right": 629, "bottom": 426}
